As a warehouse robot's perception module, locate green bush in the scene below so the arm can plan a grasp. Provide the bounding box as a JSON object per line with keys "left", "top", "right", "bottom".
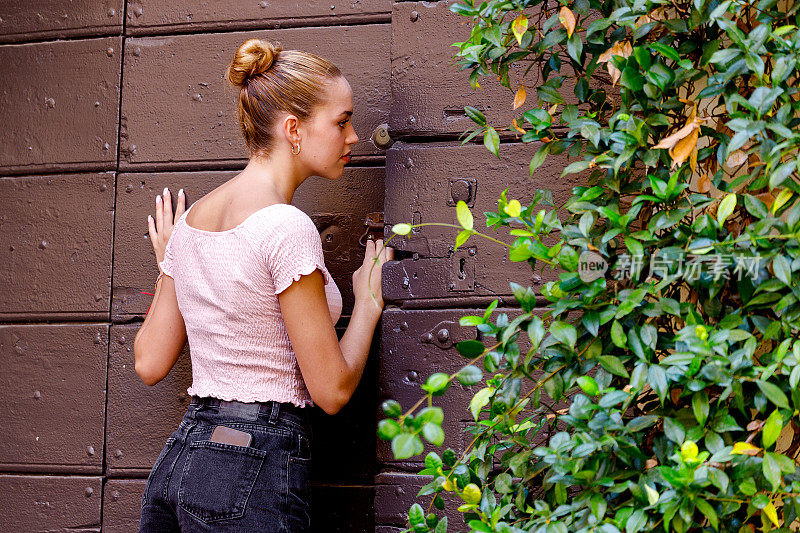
{"left": 380, "top": 0, "right": 800, "bottom": 531}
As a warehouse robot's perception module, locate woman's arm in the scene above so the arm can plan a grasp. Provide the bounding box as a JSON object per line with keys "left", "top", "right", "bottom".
{"left": 133, "top": 187, "right": 188, "bottom": 386}
{"left": 134, "top": 274, "right": 187, "bottom": 385}
{"left": 278, "top": 239, "right": 391, "bottom": 415}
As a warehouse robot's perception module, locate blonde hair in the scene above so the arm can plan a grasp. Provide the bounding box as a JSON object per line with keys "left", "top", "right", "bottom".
{"left": 225, "top": 38, "right": 342, "bottom": 158}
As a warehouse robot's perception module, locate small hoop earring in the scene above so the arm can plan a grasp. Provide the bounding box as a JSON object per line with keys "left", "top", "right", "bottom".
{"left": 291, "top": 144, "right": 301, "bottom": 155}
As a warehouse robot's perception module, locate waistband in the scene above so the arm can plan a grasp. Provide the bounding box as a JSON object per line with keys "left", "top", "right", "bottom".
{"left": 188, "top": 395, "right": 310, "bottom": 430}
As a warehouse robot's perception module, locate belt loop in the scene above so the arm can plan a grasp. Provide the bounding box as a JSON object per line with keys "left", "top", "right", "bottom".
{"left": 268, "top": 402, "right": 280, "bottom": 425}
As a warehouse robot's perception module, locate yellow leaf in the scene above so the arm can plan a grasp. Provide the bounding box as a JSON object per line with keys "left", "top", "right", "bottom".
{"left": 513, "top": 85, "right": 527, "bottom": 110}
{"left": 773, "top": 188, "right": 794, "bottom": 214}
{"left": 504, "top": 199, "right": 522, "bottom": 217}
{"left": 717, "top": 193, "right": 737, "bottom": 225}
{"left": 511, "top": 118, "right": 526, "bottom": 134}
{"left": 644, "top": 483, "right": 659, "bottom": 505}
{"left": 512, "top": 14, "right": 528, "bottom": 45}
{"left": 456, "top": 200, "right": 473, "bottom": 230}
{"left": 392, "top": 223, "right": 412, "bottom": 236}
{"left": 763, "top": 502, "right": 780, "bottom": 527}
{"left": 559, "top": 7, "right": 576, "bottom": 38}
{"left": 597, "top": 41, "right": 632, "bottom": 86}
{"left": 731, "top": 441, "right": 761, "bottom": 456}
{"left": 653, "top": 113, "right": 702, "bottom": 170}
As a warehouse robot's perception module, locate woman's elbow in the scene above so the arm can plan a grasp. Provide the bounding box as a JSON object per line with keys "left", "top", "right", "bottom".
{"left": 315, "top": 390, "right": 351, "bottom": 415}
{"left": 133, "top": 341, "right": 162, "bottom": 386}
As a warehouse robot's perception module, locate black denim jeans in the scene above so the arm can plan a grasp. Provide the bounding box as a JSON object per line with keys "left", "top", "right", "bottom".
{"left": 139, "top": 396, "right": 313, "bottom": 532}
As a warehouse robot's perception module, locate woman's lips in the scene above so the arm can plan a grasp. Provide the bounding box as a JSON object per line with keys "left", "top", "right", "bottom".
{"left": 341, "top": 154, "right": 350, "bottom": 162}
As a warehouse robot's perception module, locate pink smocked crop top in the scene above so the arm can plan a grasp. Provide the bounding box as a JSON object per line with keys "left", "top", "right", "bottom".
{"left": 158, "top": 202, "right": 342, "bottom": 407}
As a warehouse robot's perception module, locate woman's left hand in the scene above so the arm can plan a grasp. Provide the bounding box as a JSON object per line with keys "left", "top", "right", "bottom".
{"left": 148, "top": 187, "right": 186, "bottom": 271}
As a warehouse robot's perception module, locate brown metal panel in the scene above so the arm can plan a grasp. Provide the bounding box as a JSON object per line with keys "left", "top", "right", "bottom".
{"left": 0, "top": 172, "right": 114, "bottom": 318}
{"left": 125, "top": 0, "right": 390, "bottom": 32}
{"left": 0, "top": 1, "right": 123, "bottom": 43}
{"left": 378, "top": 307, "right": 534, "bottom": 465}
{"left": 0, "top": 37, "right": 122, "bottom": 174}
{"left": 106, "top": 324, "right": 192, "bottom": 474}
{"left": 382, "top": 142, "right": 579, "bottom": 302}
{"left": 0, "top": 325, "right": 107, "bottom": 473}
{"left": 309, "top": 329, "right": 378, "bottom": 483}
{"left": 391, "top": 1, "right": 579, "bottom": 136}
{"left": 375, "top": 472, "right": 463, "bottom": 529}
{"left": 112, "top": 167, "right": 383, "bottom": 318}
{"left": 120, "top": 25, "right": 390, "bottom": 169}
{"left": 0, "top": 475, "right": 102, "bottom": 531}
{"left": 103, "top": 479, "right": 146, "bottom": 533}
{"left": 310, "top": 485, "right": 374, "bottom": 532}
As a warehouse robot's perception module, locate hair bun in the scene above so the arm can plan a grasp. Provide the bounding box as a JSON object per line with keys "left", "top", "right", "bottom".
{"left": 226, "top": 39, "right": 282, "bottom": 88}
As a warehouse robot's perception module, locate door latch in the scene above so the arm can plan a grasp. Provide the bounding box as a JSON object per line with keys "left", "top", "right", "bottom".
{"left": 359, "top": 211, "right": 384, "bottom": 246}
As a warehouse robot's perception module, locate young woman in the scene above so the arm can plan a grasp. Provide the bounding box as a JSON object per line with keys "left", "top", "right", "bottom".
{"left": 134, "top": 38, "right": 393, "bottom": 532}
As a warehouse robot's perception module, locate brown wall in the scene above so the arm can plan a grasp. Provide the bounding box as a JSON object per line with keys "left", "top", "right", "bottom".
{"left": 1, "top": 1, "right": 563, "bottom": 531}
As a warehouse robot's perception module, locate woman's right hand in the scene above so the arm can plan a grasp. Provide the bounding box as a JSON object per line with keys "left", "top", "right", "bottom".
{"left": 353, "top": 238, "right": 393, "bottom": 311}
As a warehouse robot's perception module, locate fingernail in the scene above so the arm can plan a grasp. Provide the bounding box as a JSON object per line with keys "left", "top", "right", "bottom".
{"left": 163, "top": 187, "right": 169, "bottom": 195}
{"left": 178, "top": 188, "right": 184, "bottom": 197}
{"left": 156, "top": 195, "right": 161, "bottom": 203}
{"left": 148, "top": 215, "right": 152, "bottom": 221}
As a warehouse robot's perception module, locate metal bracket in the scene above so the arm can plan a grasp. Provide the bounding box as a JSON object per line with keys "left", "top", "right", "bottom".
{"left": 359, "top": 211, "right": 385, "bottom": 246}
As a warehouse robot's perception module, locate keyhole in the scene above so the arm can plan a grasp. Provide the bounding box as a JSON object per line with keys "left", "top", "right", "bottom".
{"left": 458, "top": 257, "right": 466, "bottom": 279}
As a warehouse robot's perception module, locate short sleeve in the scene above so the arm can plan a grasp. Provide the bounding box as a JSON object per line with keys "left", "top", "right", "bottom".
{"left": 158, "top": 232, "right": 176, "bottom": 278}
{"left": 266, "top": 210, "right": 331, "bottom": 295}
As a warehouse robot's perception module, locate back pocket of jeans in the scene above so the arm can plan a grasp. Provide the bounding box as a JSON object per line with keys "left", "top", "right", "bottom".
{"left": 142, "top": 437, "right": 177, "bottom": 508}
{"left": 178, "top": 440, "right": 268, "bottom": 522}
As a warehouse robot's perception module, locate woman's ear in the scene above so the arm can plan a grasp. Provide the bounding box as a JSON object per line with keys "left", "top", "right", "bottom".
{"left": 281, "top": 114, "right": 301, "bottom": 146}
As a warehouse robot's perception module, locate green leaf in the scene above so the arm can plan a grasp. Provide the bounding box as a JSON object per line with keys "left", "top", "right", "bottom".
{"left": 392, "top": 434, "right": 416, "bottom": 460}
{"left": 378, "top": 419, "right": 401, "bottom": 440}
{"left": 456, "top": 200, "right": 473, "bottom": 230}
{"left": 483, "top": 126, "right": 500, "bottom": 157}
{"left": 418, "top": 406, "right": 444, "bottom": 425}
{"left": 611, "top": 320, "right": 628, "bottom": 348}
{"left": 422, "top": 373, "right": 451, "bottom": 396}
{"left": 408, "top": 503, "right": 425, "bottom": 525}
{"left": 695, "top": 499, "right": 719, "bottom": 530}
{"left": 392, "top": 223, "right": 412, "bottom": 236}
{"left": 463, "top": 106, "right": 486, "bottom": 126}
{"left": 773, "top": 255, "right": 791, "bottom": 286}
{"left": 550, "top": 321, "right": 577, "bottom": 348}
{"left": 456, "top": 340, "right": 486, "bottom": 357}
{"left": 763, "top": 410, "right": 783, "bottom": 448}
{"left": 717, "top": 193, "right": 737, "bottom": 225}
{"left": 648, "top": 365, "right": 668, "bottom": 403}
{"left": 626, "top": 509, "right": 648, "bottom": 533}
{"left": 470, "top": 387, "right": 494, "bottom": 421}
{"left": 382, "top": 399, "right": 402, "bottom": 418}
{"left": 529, "top": 143, "right": 551, "bottom": 175}
{"left": 457, "top": 365, "right": 483, "bottom": 386}
{"left": 455, "top": 229, "right": 472, "bottom": 250}
{"left": 422, "top": 423, "right": 445, "bottom": 446}
{"left": 598, "top": 355, "right": 630, "bottom": 377}
{"left": 692, "top": 390, "right": 709, "bottom": 426}
{"left": 763, "top": 452, "right": 782, "bottom": 491}
{"left": 538, "top": 85, "right": 566, "bottom": 104}
{"left": 757, "top": 380, "right": 790, "bottom": 409}
{"left": 621, "top": 67, "right": 645, "bottom": 91}
{"left": 649, "top": 42, "right": 681, "bottom": 61}
{"left": 577, "top": 375, "right": 600, "bottom": 396}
